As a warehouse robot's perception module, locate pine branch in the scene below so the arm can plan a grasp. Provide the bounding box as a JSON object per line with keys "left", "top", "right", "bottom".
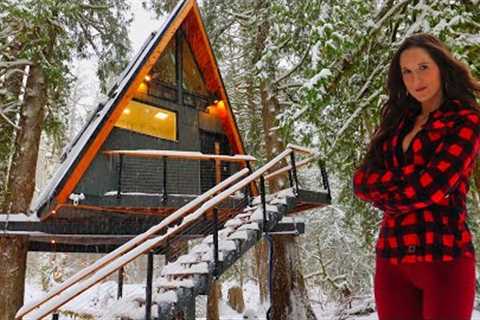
{"left": 273, "top": 43, "right": 313, "bottom": 85}
{"left": 326, "top": 88, "right": 383, "bottom": 157}
{"left": 326, "top": 0, "right": 411, "bottom": 94}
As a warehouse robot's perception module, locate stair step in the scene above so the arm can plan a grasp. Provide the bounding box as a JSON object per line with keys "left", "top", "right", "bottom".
{"left": 227, "top": 230, "right": 251, "bottom": 241}
{"left": 161, "top": 262, "right": 209, "bottom": 277}
{"left": 156, "top": 277, "right": 195, "bottom": 290}
{"left": 237, "top": 222, "right": 260, "bottom": 231}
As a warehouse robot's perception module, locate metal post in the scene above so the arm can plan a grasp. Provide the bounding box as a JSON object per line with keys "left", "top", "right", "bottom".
{"left": 290, "top": 151, "right": 299, "bottom": 192}
{"left": 146, "top": 251, "right": 154, "bottom": 320}
{"left": 162, "top": 156, "right": 168, "bottom": 204}
{"left": 213, "top": 208, "right": 219, "bottom": 278}
{"left": 214, "top": 142, "right": 221, "bottom": 185}
{"left": 244, "top": 184, "right": 251, "bottom": 206}
{"left": 260, "top": 175, "right": 267, "bottom": 232}
{"left": 288, "top": 168, "right": 293, "bottom": 189}
{"left": 52, "top": 313, "right": 59, "bottom": 320}
{"left": 319, "top": 159, "right": 331, "bottom": 200}
{"left": 117, "top": 155, "right": 124, "bottom": 199}
{"left": 117, "top": 266, "right": 124, "bottom": 299}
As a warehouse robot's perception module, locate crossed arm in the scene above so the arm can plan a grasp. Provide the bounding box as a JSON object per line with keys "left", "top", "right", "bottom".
{"left": 353, "top": 111, "right": 480, "bottom": 215}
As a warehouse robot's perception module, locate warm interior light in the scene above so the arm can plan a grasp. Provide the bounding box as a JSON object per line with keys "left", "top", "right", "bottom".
{"left": 137, "top": 82, "right": 148, "bottom": 93}
{"left": 154, "top": 111, "right": 168, "bottom": 120}
{"left": 123, "top": 108, "right": 131, "bottom": 115}
{"left": 217, "top": 100, "right": 225, "bottom": 111}
{"left": 115, "top": 100, "right": 177, "bottom": 140}
{"left": 144, "top": 75, "right": 152, "bottom": 82}
{"left": 51, "top": 240, "right": 56, "bottom": 244}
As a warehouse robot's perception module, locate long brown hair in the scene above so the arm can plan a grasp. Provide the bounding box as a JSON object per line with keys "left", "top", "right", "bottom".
{"left": 360, "top": 32, "right": 480, "bottom": 169}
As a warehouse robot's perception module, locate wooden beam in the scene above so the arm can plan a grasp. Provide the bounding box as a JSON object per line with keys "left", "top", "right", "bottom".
{"left": 103, "top": 149, "right": 255, "bottom": 162}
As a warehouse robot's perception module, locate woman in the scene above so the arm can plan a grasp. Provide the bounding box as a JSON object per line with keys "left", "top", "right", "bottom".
{"left": 353, "top": 33, "right": 480, "bottom": 320}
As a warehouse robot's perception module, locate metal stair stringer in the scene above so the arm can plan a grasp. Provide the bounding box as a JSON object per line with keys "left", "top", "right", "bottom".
{"left": 151, "top": 188, "right": 298, "bottom": 319}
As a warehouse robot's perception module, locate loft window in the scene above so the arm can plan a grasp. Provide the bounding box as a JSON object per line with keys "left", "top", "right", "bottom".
{"left": 115, "top": 100, "right": 177, "bottom": 141}
{"left": 151, "top": 38, "right": 176, "bottom": 86}
{"left": 182, "top": 37, "right": 209, "bottom": 96}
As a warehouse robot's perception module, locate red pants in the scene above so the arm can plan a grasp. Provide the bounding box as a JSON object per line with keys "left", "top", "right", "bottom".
{"left": 374, "top": 256, "right": 476, "bottom": 320}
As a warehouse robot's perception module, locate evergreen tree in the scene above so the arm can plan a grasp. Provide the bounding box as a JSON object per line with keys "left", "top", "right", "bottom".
{"left": 0, "top": 1, "right": 132, "bottom": 318}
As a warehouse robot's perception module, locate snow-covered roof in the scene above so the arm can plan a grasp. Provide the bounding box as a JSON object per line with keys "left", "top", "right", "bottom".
{"left": 30, "top": 0, "right": 189, "bottom": 215}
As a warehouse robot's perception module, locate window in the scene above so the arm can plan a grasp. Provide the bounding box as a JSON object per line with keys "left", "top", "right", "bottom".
{"left": 182, "top": 37, "right": 209, "bottom": 96}
{"left": 115, "top": 100, "right": 177, "bottom": 141}
{"left": 151, "top": 38, "right": 176, "bottom": 86}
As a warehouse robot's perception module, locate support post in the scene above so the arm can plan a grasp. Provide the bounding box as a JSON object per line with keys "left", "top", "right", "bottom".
{"left": 243, "top": 161, "right": 252, "bottom": 206}
{"left": 246, "top": 161, "right": 254, "bottom": 200}
{"left": 289, "top": 151, "right": 299, "bottom": 192}
{"left": 52, "top": 313, "right": 59, "bottom": 320}
{"left": 146, "top": 252, "right": 154, "bottom": 320}
{"left": 117, "top": 266, "right": 124, "bottom": 299}
{"left": 260, "top": 175, "right": 267, "bottom": 232}
{"left": 117, "top": 155, "right": 124, "bottom": 199}
{"left": 318, "top": 159, "right": 331, "bottom": 200}
{"left": 214, "top": 142, "right": 221, "bottom": 185}
{"left": 288, "top": 168, "right": 293, "bottom": 189}
{"left": 162, "top": 156, "right": 168, "bottom": 204}
{"left": 212, "top": 207, "right": 219, "bottom": 278}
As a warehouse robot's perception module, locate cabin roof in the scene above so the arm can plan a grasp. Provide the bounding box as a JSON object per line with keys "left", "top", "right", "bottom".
{"left": 31, "top": 0, "right": 246, "bottom": 215}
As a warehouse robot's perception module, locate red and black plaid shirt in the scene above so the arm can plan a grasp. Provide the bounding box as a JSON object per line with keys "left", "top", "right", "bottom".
{"left": 353, "top": 99, "right": 480, "bottom": 264}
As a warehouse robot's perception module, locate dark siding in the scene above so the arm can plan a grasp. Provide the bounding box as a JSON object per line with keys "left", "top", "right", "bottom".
{"left": 74, "top": 95, "right": 202, "bottom": 199}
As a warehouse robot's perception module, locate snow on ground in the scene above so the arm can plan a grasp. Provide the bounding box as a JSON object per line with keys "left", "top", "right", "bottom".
{"left": 24, "top": 281, "right": 480, "bottom": 319}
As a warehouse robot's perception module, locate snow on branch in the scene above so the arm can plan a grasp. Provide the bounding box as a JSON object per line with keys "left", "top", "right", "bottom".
{"left": 326, "top": 88, "right": 383, "bottom": 157}
{"left": 326, "top": 0, "right": 411, "bottom": 94}
{"left": 273, "top": 43, "right": 313, "bottom": 86}
{"left": 0, "top": 59, "right": 32, "bottom": 69}
{"left": 0, "top": 101, "right": 21, "bottom": 129}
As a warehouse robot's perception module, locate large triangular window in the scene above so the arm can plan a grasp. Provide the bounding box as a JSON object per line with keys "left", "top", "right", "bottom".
{"left": 182, "top": 37, "right": 209, "bottom": 97}
{"left": 148, "top": 37, "right": 177, "bottom": 101}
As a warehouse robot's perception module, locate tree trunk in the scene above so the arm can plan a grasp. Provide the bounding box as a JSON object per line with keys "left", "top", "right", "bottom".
{"left": 271, "top": 235, "right": 317, "bottom": 320}
{"left": 0, "top": 236, "right": 28, "bottom": 320}
{"left": 254, "top": 239, "right": 269, "bottom": 303}
{"left": 207, "top": 280, "right": 221, "bottom": 320}
{"left": 261, "top": 80, "right": 316, "bottom": 320}
{"left": 0, "top": 64, "right": 46, "bottom": 319}
{"left": 227, "top": 286, "right": 245, "bottom": 313}
{"left": 2, "top": 64, "right": 47, "bottom": 213}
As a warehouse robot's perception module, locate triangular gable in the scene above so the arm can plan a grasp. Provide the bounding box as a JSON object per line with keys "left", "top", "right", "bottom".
{"left": 32, "top": 0, "right": 246, "bottom": 218}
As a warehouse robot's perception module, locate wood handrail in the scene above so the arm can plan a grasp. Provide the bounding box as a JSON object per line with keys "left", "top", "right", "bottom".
{"left": 103, "top": 149, "right": 256, "bottom": 163}
{"left": 265, "top": 156, "right": 316, "bottom": 180}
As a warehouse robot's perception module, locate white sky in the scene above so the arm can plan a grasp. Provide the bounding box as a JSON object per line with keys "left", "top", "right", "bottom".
{"left": 74, "top": 2, "right": 165, "bottom": 117}
{"left": 128, "top": 1, "right": 165, "bottom": 53}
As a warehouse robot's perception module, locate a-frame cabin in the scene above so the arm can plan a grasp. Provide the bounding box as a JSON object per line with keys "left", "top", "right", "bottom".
{"left": 4, "top": 0, "right": 255, "bottom": 254}
{"left": 2, "top": 0, "right": 330, "bottom": 258}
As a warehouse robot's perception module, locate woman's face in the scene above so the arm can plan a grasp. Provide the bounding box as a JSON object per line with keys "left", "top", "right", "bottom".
{"left": 399, "top": 47, "right": 443, "bottom": 109}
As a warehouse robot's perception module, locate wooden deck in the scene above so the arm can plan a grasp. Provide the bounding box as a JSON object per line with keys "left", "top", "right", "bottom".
{"left": 0, "top": 188, "right": 329, "bottom": 253}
